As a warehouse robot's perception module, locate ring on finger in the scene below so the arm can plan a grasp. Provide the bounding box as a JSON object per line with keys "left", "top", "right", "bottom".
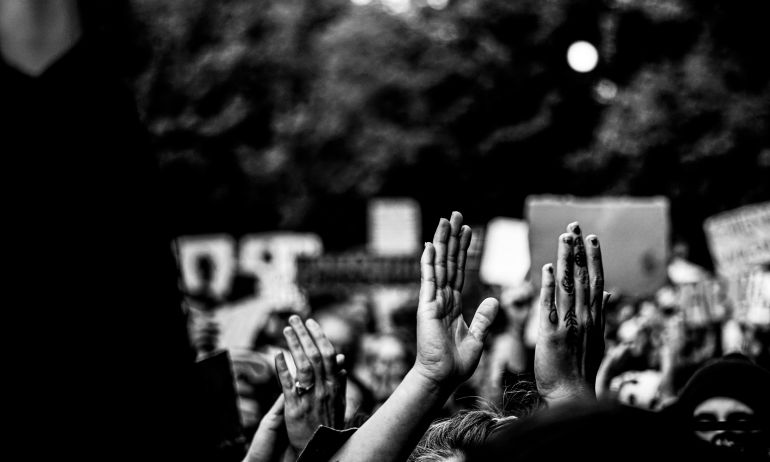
{"left": 294, "top": 381, "right": 315, "bottom": 396}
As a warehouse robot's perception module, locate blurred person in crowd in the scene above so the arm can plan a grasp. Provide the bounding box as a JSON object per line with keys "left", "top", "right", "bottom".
{"left": 668, "top": 241, "right": 710, "bottom": 285}
{"left": 2, "top": 1, "right": 204, "bottom": 459}
{"left": 187, "top": 254, "right": 224, "bottom": 312}
{"left": 357, "top": 333, "right": 413, "bottom": 403}
{"left": 665, "top": 353, "right": 770, "bottom": 457}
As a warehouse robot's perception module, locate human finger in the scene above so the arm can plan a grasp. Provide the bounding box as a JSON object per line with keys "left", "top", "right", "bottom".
{"left": 420, "top": 243, "right": 437, "bottom": 304}
{"left": 568, "top": 222, "right": 590, "bottom": 324}
{"left": 586, "top": 234, "right": 605, "bottom": 329}
{"left": 539, "top": 263, "right": 557, "bottom": 332}
{"left": 446, "top": 212, "right": 463, "bottom": 288}
{"left": 283, "top": 325, "right": 314, "bottom": 389}
{"left": 454, "top": 225, "right": 472, "bottom": 292}
{"left": 432, "top": 217, "right": 450, "bottom": 289}
{"left": 556, "top": 233, "right": 576, "bottom": 330}
{"left": 275, "top": 352, "right": 297, "bottom": 406}
{"left": 289, "top": 315, "right": 325, "bottom": 386}
{"left": 305, "top": 318, "right": 338, "bottom": 378}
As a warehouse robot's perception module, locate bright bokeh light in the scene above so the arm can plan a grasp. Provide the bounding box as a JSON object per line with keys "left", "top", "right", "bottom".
{"left": 566, "top": 41, "right": 599, "bottom": 73}
{"left": 427, "top": 0, "right": 449, "bottom": 9}
{"left": 350, "top": 0, "right": 372, "bottom": 5}
{"left": 595, "top": 79, "right": 618, "bottom": 102}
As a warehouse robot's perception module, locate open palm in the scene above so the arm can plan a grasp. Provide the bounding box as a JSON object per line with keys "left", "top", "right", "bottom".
{"left": 414, "top": 212, "right": 499, "bottom": 387}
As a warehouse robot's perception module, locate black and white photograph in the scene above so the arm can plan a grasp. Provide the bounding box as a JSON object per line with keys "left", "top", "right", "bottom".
{"left": 2, "top": 0, "right": 768, "bottom": 460}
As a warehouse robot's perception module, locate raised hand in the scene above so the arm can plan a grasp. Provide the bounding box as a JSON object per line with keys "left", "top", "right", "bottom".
{"left": 243, "top": 395, "right": 286, "bottom": 462}
{"left": 274, "top": 316, "right": 346, "bottom": 456}
{"left": 535, "top": 222, "right": 610, "bottom": 405}
{"left": 414, "top": 211, "right": 499, "bottom": 388}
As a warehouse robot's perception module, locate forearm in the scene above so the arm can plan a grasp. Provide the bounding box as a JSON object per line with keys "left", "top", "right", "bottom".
{"left": 330, "top": 368, "right": 451, "bottom": 462}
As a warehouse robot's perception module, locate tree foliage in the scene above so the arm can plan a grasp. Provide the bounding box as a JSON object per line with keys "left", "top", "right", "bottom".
{"left": 131, "top": 0, "right": 769, "bottom": 264}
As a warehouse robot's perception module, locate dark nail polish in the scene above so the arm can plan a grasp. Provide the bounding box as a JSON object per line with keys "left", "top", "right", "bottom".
{"left": 590, "top": 236, "right": 598, "bottom": 246}
{"left": 547, "top": 265, "right": 553, "bottom": 274}
{"left": 573, "top": 224, "right": 581, "bottom": 235}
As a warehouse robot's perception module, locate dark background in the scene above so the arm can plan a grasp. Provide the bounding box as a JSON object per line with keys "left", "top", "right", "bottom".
{"left": 97, "top": 0, "right": 770, "bottom": 268}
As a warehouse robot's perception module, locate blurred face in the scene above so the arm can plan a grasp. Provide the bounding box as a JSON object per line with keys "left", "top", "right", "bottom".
{"left": 693, "top": 397, "right": 759, "bottom": 451}
{"left": 317, "top": 313, "right": 356, "bottom": 362}
{"left": 370, "top": 335, "right": 409, "bottom": 400}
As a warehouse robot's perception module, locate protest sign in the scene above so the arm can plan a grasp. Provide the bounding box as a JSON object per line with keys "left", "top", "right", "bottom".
{"left": 527, "top": 195, "right": 670, "bottom": 297}
{"left": 178, "top": 234, "right": 236, "bottom": 299}
{"left": 479, "top": 218, "right": 530, "bottom": 287}
{"left": 704, "top": 202, "right": 770, "bottom": 276}
{"left": 368, "top": 198, "right": 421, "bottom": 256}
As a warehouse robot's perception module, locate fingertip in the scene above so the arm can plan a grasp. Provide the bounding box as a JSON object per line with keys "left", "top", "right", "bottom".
{"left": 559, "top": 233, "right": 573, "bottom": 244}
{"left": 586, "top": 234, "right": 600, "bottom": 247}
{"left": 481, "top": 297, "right": 500, "bottom": 312}
{"left": 275, "top": 351, "right": 287, "bottom": 369}
{"left": 567, "top": 221, "right": 581, "bottom": 235}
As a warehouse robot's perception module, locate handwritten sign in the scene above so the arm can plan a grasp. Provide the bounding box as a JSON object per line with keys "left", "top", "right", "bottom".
{"left": 704, "top": 202, "right": 770, "bottom": 276}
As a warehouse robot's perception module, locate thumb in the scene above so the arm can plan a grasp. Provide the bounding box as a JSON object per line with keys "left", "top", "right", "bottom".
{"left": 467, "top": 298, "right": 499, "bottom": 346}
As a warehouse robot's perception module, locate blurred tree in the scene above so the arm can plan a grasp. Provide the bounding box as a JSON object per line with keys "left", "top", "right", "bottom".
{"left": 131, "top": 0, "right": 769, "bottom": 264}
{"left": 571, "top": 0, "right": 770, "bottom": 267}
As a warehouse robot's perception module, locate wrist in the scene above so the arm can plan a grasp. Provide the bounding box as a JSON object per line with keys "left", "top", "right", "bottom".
{"left": 406, "top": 366, "right": 454, "bottom": 404}
{"left": 541, "top": 383, "right": 596, "bottom": 407}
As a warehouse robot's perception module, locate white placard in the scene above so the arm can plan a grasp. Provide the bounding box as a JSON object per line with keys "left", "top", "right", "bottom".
{"left": 479, "top": 218, "right": 530, "bottom": 286}
{"left": 368, "top": 198, "right": 421, "bottom": 256}
{"left": 704, "top": 202, "right": 770, "bottom": 276}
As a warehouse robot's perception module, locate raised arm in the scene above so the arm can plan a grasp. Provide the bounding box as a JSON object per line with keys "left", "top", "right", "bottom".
{"left": 330, "top": 211, "right": 499, "bottom": 462}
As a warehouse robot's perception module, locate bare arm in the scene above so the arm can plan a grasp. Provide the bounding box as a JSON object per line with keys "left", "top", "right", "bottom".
{"left": 330, "top": 212, "right": 499, "bottom": 462}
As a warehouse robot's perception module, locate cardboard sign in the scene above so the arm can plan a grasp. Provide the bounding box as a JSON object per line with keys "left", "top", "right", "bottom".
{"left": 479, "top": 218, "right": 530, "bottom": 287}
{"left": 239, "top": 233, "right": 323, "bottom": 307}
{"left": 726, "top": 270, "right": 770, "bottom": 326}
{"left": 526, "top": 195, "right": 670, "bottom": 297}
{"left": 704, "top": 202, "right": 770, "bottom": 276}
{"left": 368, "top": 198, "right": 421, "bottom": 256}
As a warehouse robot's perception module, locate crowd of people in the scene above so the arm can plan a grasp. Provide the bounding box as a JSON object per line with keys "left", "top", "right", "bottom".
{"left": 2, "top": 1, "right": 768, "bottom": 461}
{"left": 185, "top": 214, "right": 770, "bottom": 461}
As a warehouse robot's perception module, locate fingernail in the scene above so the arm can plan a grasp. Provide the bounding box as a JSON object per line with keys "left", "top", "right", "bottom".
{"left": 561, "top": 233, "right": 573, "bottom": 244}
{"left": 589, "top": 236, "right": 598, "bottom": 246}
{"left": 289, "top": 315, "right": 300, "bottom": 324}
{"left": 545, "top": 264, "right": 553, "bottom": 274}
{"left": 571, "top": 222, "right": 581, "bottom": 235}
